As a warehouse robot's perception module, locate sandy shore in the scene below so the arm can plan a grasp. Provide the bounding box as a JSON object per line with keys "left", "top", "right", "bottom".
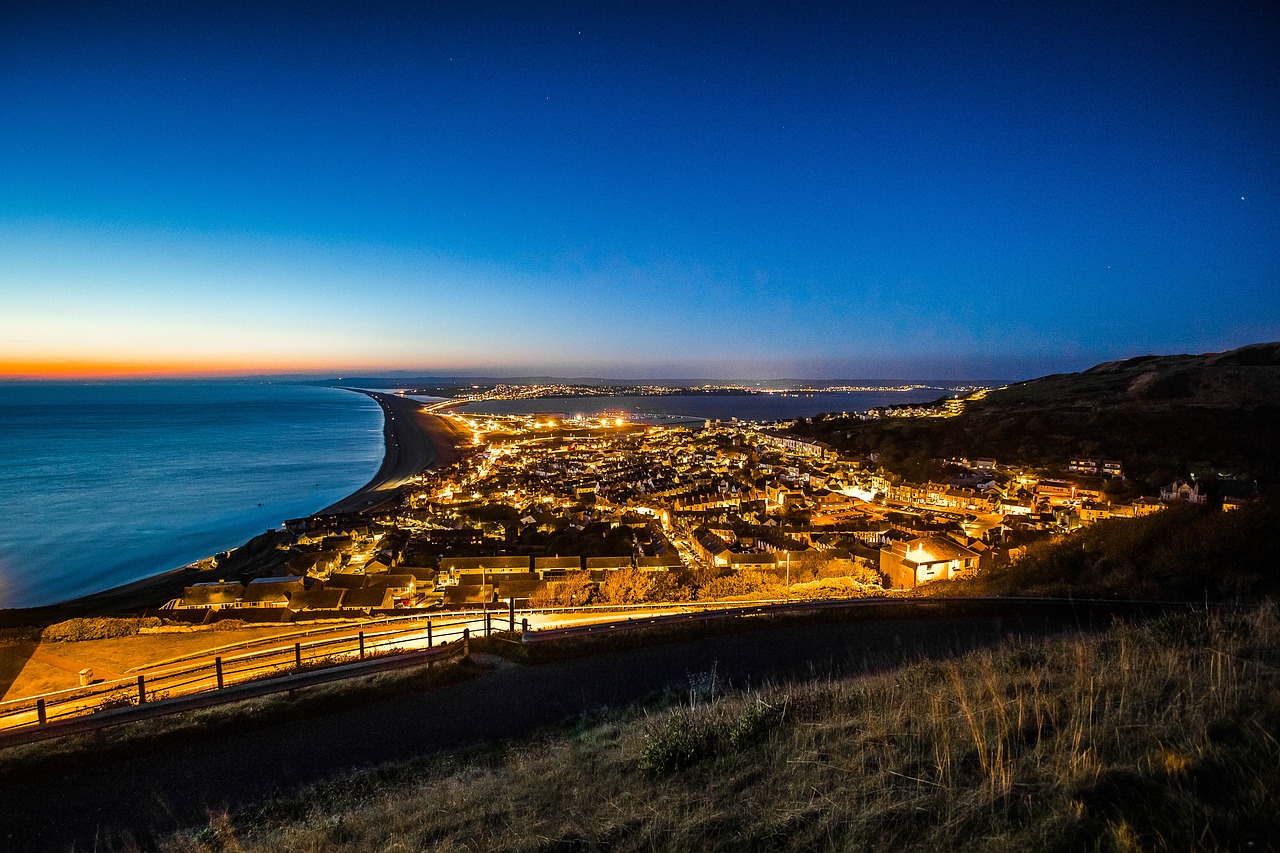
{"left": 317, "top": 391, "right": 467, "bottom": 515}
{"left": 0, "top": 390, "right": 470, "bottom": 627}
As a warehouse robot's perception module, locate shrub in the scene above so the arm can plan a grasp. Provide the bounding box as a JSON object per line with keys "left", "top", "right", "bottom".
{"left": 639, "top": 698, "right": 784, "bottom": 774}
{"left": 92, "top": 689, "right": 139, "bottom": 713}
{"left": 42, "top": 617, "right": 161, "bottom": 643}
{"left": 530, "top": 571, "right": 598, "bottom": 607}
{"left": 599, "top": 567, "right": 654, "bottom": 604}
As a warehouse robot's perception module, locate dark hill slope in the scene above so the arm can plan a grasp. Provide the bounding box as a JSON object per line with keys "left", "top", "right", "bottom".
{"left": 927, "top": 497, "right": 1280, "bottom": 600}
{"left": 791, "top": 342, "right": 1280, "bottom": 486}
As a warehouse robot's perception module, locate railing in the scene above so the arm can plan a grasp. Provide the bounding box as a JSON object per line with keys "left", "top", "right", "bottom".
{"left": 2, "top": 595, "right": 1234, "bottom": 743}
{"left": 0, "top": 614, "right": 483, "bottom": 736}
{"left": 0, "top": 639, "right": 472, "bottom": 749}
{"left": 0, "top": 599, "right": 758, "bottom": 737}
{"left": 521, "top": 597, "right": 903, "bottom": 642}
{"left": 519, "top": 595, "right": 1249, "bottom": 643}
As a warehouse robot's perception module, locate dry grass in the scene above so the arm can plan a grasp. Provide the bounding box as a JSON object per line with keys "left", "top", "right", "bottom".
{"left": 160, "top": 605, "right": 1280, "bottom": 852}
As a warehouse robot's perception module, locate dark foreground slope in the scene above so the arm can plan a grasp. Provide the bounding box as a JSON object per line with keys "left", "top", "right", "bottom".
{"left": 0, "top": 602, "right": 1156, "bottom": 851}
{"left": 792, "top": 342, "right": 1280, "bottom": 486}
{"left": 158, "top": 608, "right": 1280, "bottom": 852}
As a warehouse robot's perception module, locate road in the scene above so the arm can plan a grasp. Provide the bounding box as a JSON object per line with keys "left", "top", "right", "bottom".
{"left": 0, "top": 602, "right": 1127, "bottom": 851}
{"left": 0, "top": 604, "right": 713, "bottom": 729}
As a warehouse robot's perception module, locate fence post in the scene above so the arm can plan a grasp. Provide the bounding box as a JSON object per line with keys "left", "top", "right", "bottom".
{"left": 427, "top": 621, "right": 432, "bottom": 648}
{"left": 485, "top": 610, "right": 491, "bottom": 637}
{"left": 509, "top": 598, "right": 516, "bottom": 632}
{"left": 295, "top": 642, "right": 302, "bottom": 670}
{"left": 36, "top": 698, "right": 46, "bottom": 725}
{"left": 137, "top": 675, "right": 146, "bottom": 705}
{"left": 463, "top": 626, "right": 470, "bottom": 658}
{"left": 522, "top": 617, "right": 528, "bottom": 635}
{"left": 215, "top": 657, "right": 224, "bottom": 689}
{"left": 359, "top": 631, "right": 365, "bottom": 660}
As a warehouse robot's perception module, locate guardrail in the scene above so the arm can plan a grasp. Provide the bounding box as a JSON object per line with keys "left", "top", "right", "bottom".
{"left": 519, "top": 595, "right": 1248, "bottom": 643}
{"left": 0, "top": 600, "right": 719, "bottom": 737}
{"left": 0, "top": 614, "right": 483, "bottom": 736}
{"left": 0, "top": 637, "right": 471, "bottom": 749}
{"left": 2, "top": 595, "right": 1237, "bottom": 745}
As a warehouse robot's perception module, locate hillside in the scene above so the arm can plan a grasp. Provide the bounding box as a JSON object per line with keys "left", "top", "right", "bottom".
{"left": 790, "top": 342, "right": 1280, "bottom": 487}
{"left": 156, "top": 606, "right": 1280, "bottom": 852}
{"left": 922, "top": 495, "right": 1280, "bottom": 601}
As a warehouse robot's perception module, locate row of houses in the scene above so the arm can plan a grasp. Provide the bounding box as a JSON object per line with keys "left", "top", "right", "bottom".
{"left": 437, "top": 552, "right": 687, "bottom": 607}
{"left": 170, "top": 571, "right": 429, "bottom": 613}
{"left": 171, "top": 551, "right": 685, "bottom": 614}
{"left": 755, "top": 431, "right": 833, "bottom": 459}
{"left": 439, "top": 553, "right": 682, "bottom": 581}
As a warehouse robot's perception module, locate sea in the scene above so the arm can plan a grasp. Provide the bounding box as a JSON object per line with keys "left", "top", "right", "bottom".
{"left": 0, "top": 382, "right": 384, "bottom": 610}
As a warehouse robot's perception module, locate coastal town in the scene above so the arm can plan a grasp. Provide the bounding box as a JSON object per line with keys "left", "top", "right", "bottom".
{"left": 164, "top": 390, "right": 1229, "bottom": 621}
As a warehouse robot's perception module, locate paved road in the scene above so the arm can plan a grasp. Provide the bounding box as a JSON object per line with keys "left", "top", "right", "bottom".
{"left": 0, "top": 603, "right": 1121, "bottom": 851}
{"left": 0, "top": 606, "right": 706, "bottom": 730}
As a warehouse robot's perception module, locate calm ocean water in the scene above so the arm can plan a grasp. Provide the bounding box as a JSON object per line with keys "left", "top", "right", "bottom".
{"left": 459, "top": 389, "right": 952, "bottom": 422}
{"left": 0, "top": 383, "right": 384, "bottom": 609}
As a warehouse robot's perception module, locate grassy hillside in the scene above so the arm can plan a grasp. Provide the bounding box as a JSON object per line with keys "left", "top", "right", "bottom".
{"left": 791, "top": 342, "right": 1280, "bottom": 486}
{"left": 162, "top": 606, "right": 1280, "bottom": 852}
{"left": 931, "top": 496, "right": 1280, "bottom": 601}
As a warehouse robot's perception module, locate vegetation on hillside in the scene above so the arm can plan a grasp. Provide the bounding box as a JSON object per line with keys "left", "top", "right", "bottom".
{"left": 163, "top": 606, "right": 1280, "bottom": 852}
{"left": 928, "top": 497, "right": 1280, "bottom": 601}
{"left": 40, "top": 616, "right": 163, "bottom": 642}
{"left": 789, "top": 343, "right": 1280, "bottom": 487}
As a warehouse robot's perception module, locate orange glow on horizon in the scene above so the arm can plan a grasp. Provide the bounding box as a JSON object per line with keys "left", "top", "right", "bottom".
{"left": 0, "top": 356, "right": 430, "bottom": 380}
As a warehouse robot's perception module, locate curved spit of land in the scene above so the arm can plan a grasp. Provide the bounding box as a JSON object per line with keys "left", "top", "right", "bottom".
{"left": 318, "top": 390, "right": 468, "bottom": 515}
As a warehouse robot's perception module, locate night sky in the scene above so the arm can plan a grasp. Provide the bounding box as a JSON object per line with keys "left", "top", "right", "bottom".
{"left": 1, "top": 1, "right": 1277, "bottom": 380}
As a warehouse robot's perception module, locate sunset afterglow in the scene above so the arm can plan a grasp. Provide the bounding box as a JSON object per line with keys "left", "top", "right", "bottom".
{"left": 2, "top": 3, "right": 1275, "bottom": 381}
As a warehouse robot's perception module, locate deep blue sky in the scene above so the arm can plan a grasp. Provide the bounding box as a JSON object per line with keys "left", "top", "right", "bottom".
{"left": 1, "top": 0, "right": 1277, "bottom": 380}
